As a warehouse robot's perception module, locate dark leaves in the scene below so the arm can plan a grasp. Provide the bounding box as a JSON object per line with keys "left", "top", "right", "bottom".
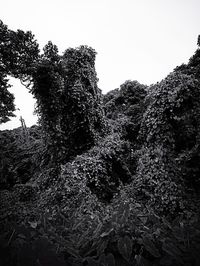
{"left": 117, "top": 236, "right": 132, "bottom": 261}
{"left": 142, "top": 236, "right": 160, "bottom": 258}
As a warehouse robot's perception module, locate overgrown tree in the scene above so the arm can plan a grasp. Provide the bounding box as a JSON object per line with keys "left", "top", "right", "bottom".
{"left": 136, "top": 71, "right": 200, "bottom": 214}
{"left": 32, "top": 45, "right": 106, "bottom": 164}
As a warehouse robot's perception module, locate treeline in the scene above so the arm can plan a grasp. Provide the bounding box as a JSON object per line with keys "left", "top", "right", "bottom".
{"left": 0, "top": 18, "right": 200, "bottom": 211}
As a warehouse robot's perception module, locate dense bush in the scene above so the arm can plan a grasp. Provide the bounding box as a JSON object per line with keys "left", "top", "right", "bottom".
{"left": 50, "top": 133, "right": 133, "bottom": 202}
{"left": 0, "top": 125, "right": 43, "bottom": 189}
{"left": 103, "top": 80, "right": 147, "bottom": 143}
{"left": 135, "top": 72, "right": 200, "bottom": 214}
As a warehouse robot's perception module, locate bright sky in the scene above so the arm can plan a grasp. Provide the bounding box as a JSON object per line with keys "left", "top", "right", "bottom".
{"left": 0, "top": 0, "right": 200, "bottom": 130}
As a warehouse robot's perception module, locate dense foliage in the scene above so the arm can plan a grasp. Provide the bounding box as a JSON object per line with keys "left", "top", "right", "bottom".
{"left": 103, "top": 80, "right": 147, "bottom": 143}
{"left": 0, "top": 20, "right": 39, "bottom": 124}
{"left": 135, "top": 72, "right": 200, "bottom": 214}
{"left": 0, "top": 20, "right": 39, "bottom": 79}
{"left": 0, "top": 72, "right": 15, "bottom": 123}
{"left": 0, "top": 125, "right": 43, "bottom": 189}
{"left": 32, "top": 44, "right": 106, "bottom": 163}
{"left": 0, "top": 20, "right": 200, "bottom": 266}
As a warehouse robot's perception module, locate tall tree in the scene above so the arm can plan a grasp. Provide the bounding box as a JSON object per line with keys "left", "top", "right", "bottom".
{"left": 32, "top": 45, "right": 106, "bottom": 164}
{"left": 0, "top": 20, "right": 39, "bottom": 124}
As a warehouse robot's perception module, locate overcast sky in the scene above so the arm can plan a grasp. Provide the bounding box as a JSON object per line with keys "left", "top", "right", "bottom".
{"left": 0, "top": 0, "right": 200, "bottom": 130}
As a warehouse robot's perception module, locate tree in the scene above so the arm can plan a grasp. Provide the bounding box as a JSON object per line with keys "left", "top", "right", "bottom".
{"left": 136, "top": 71, "right": 200, "bottom": 214}
{"left": 0, "top": 20, "right": 39, "bottom": 124}
{"left": 197, "top": 35, "right": 200, "bottom": 47}
{"left": 1, "top": 20, "right": 106, "bottom": 164}
{"left": 175, "top": 35, "right": 200, "bottom": 80}
{"left": 32, "top": 45, "right": 106, "bottom": 164}
{"left": 0, "top": 20, "right": 39, "bottom": 80}
{"left": 42, "top": 41, "right": 60, "bottom": 63}
{"left": 0, "top": 72, "right": 15, "bottom": 124}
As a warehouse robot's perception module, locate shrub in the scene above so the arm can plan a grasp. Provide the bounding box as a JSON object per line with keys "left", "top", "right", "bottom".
{"left": 0, "top": 126, "right": 43, "bottom": 189}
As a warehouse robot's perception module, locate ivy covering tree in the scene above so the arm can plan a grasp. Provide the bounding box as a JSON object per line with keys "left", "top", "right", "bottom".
{"left": 32, "top": 44, "right": 106, "bottom": 163}
{"left": 135, "top": 72, "right": 200, "bottom": 213}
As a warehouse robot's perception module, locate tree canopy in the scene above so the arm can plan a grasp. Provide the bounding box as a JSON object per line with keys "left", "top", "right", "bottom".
{"left": 0, "top": 20, "right": 39, "bottom": 124}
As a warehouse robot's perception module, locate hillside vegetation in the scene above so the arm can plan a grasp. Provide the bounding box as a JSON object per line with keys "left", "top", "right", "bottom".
{"left": 0, "top": 20, "right": 200, "bottom": 266}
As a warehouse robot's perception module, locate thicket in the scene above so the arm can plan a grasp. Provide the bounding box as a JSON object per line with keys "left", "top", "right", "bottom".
{"left": 1, "top": 20, "right": 200, "bottom": 266}
{"left": 135, "top": 72, "right": 200, "bottom": 214}
{"left": 0, "top": 125, "right": 43, "bottom": 189}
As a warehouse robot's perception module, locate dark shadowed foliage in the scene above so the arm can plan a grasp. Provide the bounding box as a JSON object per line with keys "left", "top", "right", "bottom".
{"left": 1, "top": 21, "right": 200, "bottom": 266}
{"left": 32, "top": 45, "right": 107, "bottom": 164}
{"left": 0, "top": 125, "right": 43, "bottom": 189}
